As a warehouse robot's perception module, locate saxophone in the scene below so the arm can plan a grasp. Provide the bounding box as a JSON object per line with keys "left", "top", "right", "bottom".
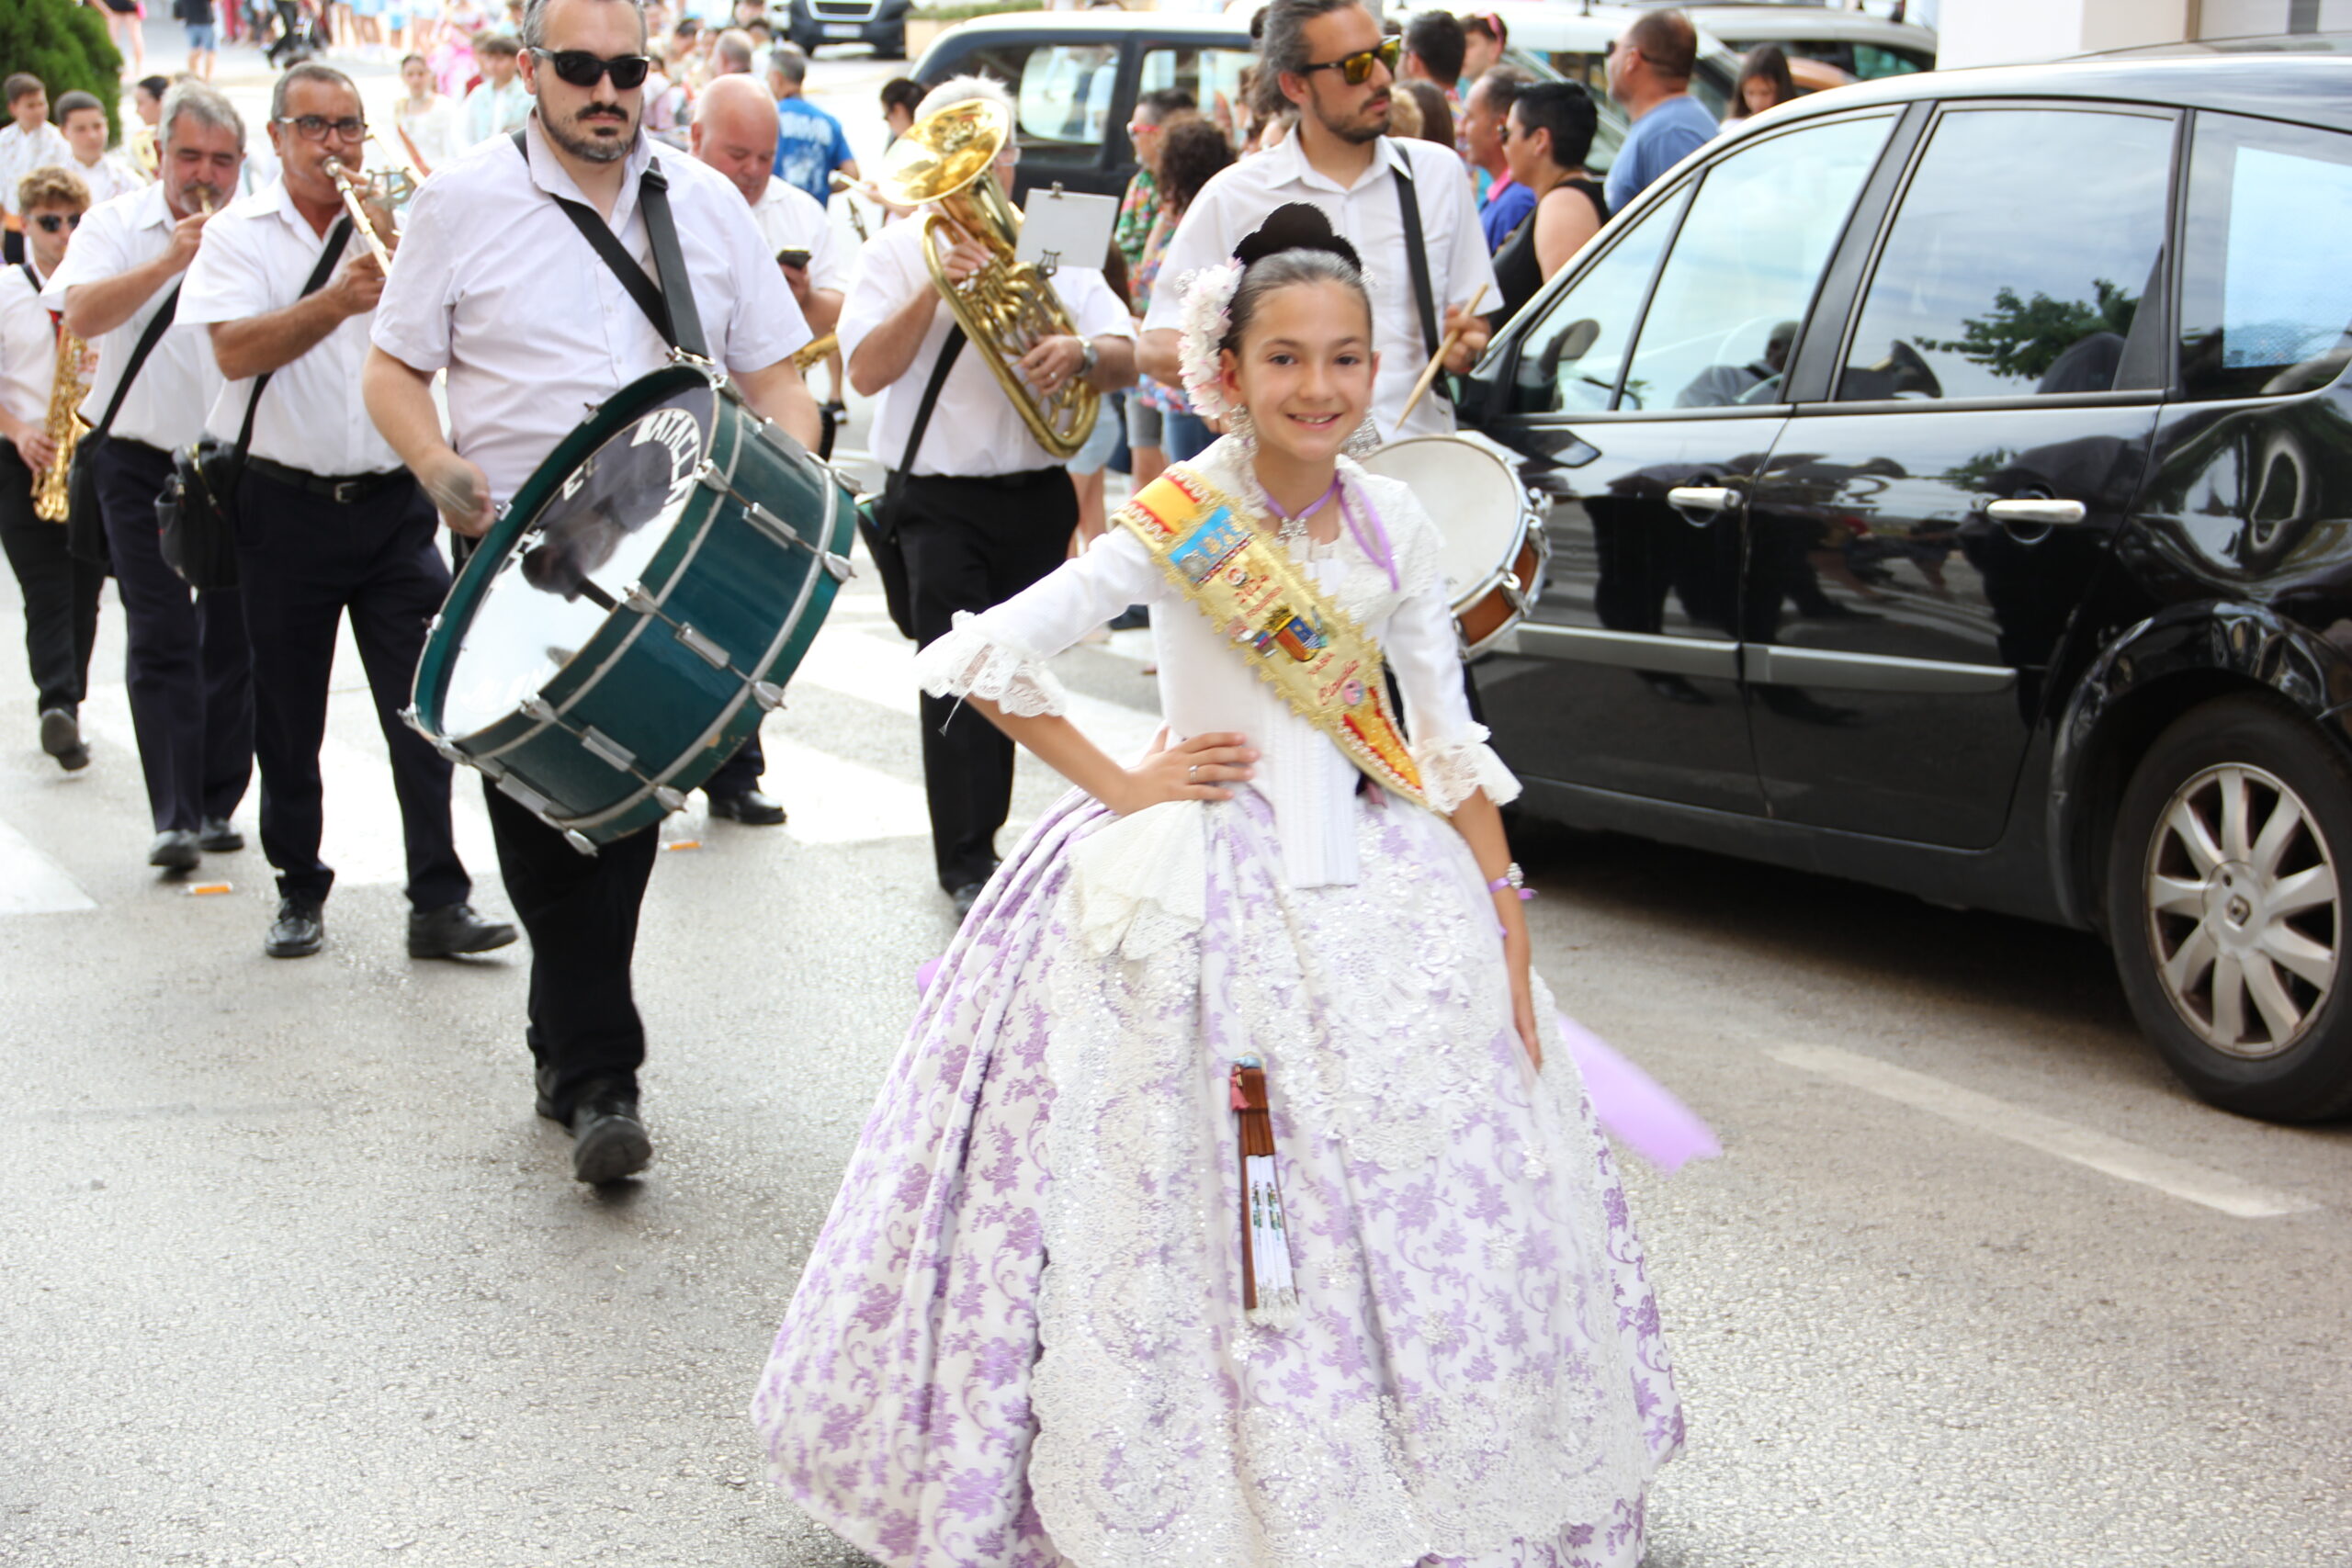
{"left": 32, "top": 323, "right": 90, "bottom": 523}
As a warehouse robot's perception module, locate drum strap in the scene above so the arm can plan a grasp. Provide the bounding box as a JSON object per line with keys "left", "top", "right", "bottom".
{"left": 1390, "top": 159, "right": 1442, "bottom": 368}
{"left": 514, "top": 130, "right": 709, "bottom": 360}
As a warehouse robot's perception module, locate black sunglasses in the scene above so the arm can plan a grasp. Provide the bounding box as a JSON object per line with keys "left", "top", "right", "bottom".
{"left": 531, "top": 48, "right": 654, "bottom": 90}
{"left": 32, "top": 212, "right": 84, "bottom": 233}
{"left": 1297, "top": 36, "right": 1401, "bottom": 87}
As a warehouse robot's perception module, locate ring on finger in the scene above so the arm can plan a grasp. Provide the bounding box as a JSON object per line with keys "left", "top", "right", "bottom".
{"left": 1187, "top": 764, "right": 1199, "bottom": 781}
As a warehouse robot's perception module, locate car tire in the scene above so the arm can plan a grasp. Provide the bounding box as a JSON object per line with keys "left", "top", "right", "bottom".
{"left": 2106, "top": 693, "right": 2352, "bottom": 1122}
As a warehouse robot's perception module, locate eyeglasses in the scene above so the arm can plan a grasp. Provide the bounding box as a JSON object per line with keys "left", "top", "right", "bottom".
{"left": 530, "top": 48, "right": 655, "bottom": 89}
{"left": 1126, "top": 118, "right": 1159, "bottom": 138}
{"left": 31, "top": 212, "right": 83, "bottom": 232}
{"left": 278, "top": 114, "right": 368, "bottom": 141}
{"left": 1297, "top": 36, "right": 1401, "bottom": 87}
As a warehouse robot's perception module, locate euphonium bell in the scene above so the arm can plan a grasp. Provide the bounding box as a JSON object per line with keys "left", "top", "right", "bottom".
{"left": 873, "top": 97, "right": 1098, "bottom": 461}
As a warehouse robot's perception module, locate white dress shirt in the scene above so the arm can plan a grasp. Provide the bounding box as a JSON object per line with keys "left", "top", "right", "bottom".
{"left": 842, "top": 217, "right": 1134, "bottom": 479}
{"left": 179, "top": 177, "right": 401, "bottom": 476}
{"left": 751, "top": 176, "right": 845, "bottom": 294}
{"left": 1142, "top": 135, "right": 1496, "bottom": 442}
{"left": 68, "top": 152, "right": 145, "bottom": 209}
{"left": 40, "top": 183, "right": 221, "bottom": 452}
{"left": 0, "top": 124, "right": 74, "bottom": 218}
{"left": 371, "top": 114, "right": 809, "bottom": 503}
{"left": 914, "top": 436, "right": 1517, "bottom": 888}
{"left": 0, "top": 259, "right": 57, "bottom": 428}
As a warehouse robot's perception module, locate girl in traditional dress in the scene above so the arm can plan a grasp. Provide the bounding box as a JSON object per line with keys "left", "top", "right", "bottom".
{"left": 752, "top": 205, "right": 1682, "bottom": 1568}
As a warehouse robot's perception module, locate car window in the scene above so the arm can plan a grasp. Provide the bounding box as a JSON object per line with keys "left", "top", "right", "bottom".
{"left": 1851, "top": 43, "right": 1928, "bottom": 79}
{"left": 1017, "top": 43, "right": 1119, "bottom": 145}
{"left": 1620, "top": 114, "right": 1894, "bottom": 412}
{"left": 2177, "top": 113, "right": 2352, "bottom": 400}
{"left": 1838, "top": 107, "right": 2175, "bottom": 402}
{"left": 1138, "top": 46, "right": 1252, "bottom": 127}
{"left": 1506, "top": 184, "right": 1686, "bottom": 415}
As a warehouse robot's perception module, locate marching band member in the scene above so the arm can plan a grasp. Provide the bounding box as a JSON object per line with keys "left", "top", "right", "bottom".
{"left": 180, "top": 62, "right": 515, "bottom": 963}
{"left": 0, "top": 166, "right": 105, "bottom": 773}
{"left": 1137, "top": 0, "right": 1496, "bottom": 450}
{"left": 366, "top": 0, "right": 820, "bottom": 1186}
{"left": 843, "top": 75, "right": 1136, "bottom": 918}
{"left": 45, "top": 81, "right": 254, "bottom": 875}
{"left": 684, "top": 70, "right": 843, "bottom": 826}
{"left": 54, "top": 93, "right": 149, "bottom": 210}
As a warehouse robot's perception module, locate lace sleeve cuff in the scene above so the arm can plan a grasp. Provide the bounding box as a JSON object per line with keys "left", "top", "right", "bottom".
{"left": 1412, "top": 725, "right": 1522, "bottom": 813}
{"left": 912, "top": 612, "right": 1071, "bottom": 717}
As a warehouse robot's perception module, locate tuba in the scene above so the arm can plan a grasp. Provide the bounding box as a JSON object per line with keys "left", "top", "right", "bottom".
{"left": 32, "top": 325, "right": 92, "bottom": 523}
{"left": 873, "top": 97, "right": 1098, "bottom": 460}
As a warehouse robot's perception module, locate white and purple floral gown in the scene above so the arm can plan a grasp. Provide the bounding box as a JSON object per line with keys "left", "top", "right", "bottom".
{"left": 752, "top": 439, "right": 1682, "bottom": 1568}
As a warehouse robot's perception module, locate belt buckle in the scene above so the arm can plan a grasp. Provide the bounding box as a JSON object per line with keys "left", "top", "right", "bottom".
{"left": 332, "top": 479, "right": 361, "bottom": 504}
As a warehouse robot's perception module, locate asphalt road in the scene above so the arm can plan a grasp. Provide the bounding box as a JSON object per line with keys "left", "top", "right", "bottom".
{"left": 4, "top": 27, "right": 2350, "bottom": 1568}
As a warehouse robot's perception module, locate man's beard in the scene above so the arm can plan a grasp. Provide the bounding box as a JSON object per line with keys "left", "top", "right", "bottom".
{"left": 546, "top": 105, "right": 638, "bottom": 164}
{"left": 1316, "top": 92, "right": 1390, "bottom": 146}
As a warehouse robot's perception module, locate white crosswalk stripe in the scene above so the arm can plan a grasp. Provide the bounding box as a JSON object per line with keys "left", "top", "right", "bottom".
{"left": 0, "top": 811, "right": 96, "bottom": 915}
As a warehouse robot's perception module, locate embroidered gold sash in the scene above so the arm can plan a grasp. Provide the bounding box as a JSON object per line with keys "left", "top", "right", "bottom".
{"left": 1112, "top": 465, "right": 1427, "bottom": 809}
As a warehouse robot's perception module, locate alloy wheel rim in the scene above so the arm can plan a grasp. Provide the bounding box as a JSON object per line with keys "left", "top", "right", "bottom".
{"left": 2145, "top": 762, "right": 2340, "bottom": 1060}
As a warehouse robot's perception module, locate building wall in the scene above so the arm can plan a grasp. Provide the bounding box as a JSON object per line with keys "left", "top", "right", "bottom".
{"left": 1937, "top": 0, "right": 2191, "bottom": 68}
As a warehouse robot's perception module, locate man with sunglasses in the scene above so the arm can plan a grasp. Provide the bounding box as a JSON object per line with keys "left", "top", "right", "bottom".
{"left": 367, "top": 0, "right": 820, "bottom": 1188}
{"left": 179, "top": 62, "right": 514, "bottom": 964}
{"left": 1137, "top": 0, "right": 1495, "bottom": 454}
{"left": 0, "top": 165, "right": 106, "bottom": 775}
{"left": 47, "top": 79, "right": 254, "bottom": 875}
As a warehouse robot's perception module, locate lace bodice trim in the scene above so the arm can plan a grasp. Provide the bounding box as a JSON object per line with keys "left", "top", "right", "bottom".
{"left": 911, "top": 611, "right": 1069, "bottom": 717}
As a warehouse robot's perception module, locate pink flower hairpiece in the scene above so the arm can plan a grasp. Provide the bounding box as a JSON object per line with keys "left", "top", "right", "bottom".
{"left": 1173, "top": 260, "right": 1243, "bottom": 424}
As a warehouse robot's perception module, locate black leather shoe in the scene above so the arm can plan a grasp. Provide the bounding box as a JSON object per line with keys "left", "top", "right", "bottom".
{"left": 570, "top": 1089, "right": 652, "bottom": 1184}
{"left": 265, "top": 897, "right": 325, "bottom": 958}
{"left": 148, "top": 829, "right": 200, "bottom": 873}
{"left": 707, "top": 787, "right": 786, "bottom": 825}
{"left": 39, "top": 708, "right": 88, "bottom": 771}
{"left": 948, "top": 880, "right": 988, "bottom": 919}
{"left": 409, "top": 901, "right": 519, "bottom": 958}
{"left": 533, "top": 1064, "right": 564, "bottom": 1122}
{"left": 198, "top": 816, "right": 243, "bottom": 852}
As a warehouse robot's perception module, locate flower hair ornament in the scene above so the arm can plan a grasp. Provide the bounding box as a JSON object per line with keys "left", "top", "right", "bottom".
{"left": 1172, "top": 203, "right": 1385, "bottom": 457}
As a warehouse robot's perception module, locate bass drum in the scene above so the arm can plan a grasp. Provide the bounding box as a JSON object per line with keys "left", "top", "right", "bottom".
{"left": 407, "top": 361, "right": 854, "bottom": 852}
{"left": 1360, "top": 434, "right": 1546, "bottom": 658}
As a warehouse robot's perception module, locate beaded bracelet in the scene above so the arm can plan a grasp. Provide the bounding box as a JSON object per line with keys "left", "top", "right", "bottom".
{"left": 1487, "top": 863, "right": 1533, "bottom": 901}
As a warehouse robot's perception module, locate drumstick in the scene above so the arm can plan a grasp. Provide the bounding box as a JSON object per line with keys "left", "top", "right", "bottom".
{"left": 1399, "top": 284, "right": 1488, "bottom": 426}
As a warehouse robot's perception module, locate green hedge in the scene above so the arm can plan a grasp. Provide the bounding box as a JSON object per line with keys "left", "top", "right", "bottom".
{"left": 910, "top": 1, "right": 1047, "bottom": 24}
{"left": 0, "top": 0, "right": 126, "bottom": 147}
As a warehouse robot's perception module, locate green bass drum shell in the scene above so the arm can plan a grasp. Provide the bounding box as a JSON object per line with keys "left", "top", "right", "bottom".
{"left": 406, "top": 361, "right": 854, "bottom": 852}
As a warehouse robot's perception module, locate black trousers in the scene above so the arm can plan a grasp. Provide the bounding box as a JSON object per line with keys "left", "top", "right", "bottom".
{"left": 96, "top": 438, "right": 253, "bottom": 834}
{"left": 232, "top": 464, "right": 468, "bottom": 909}
{"left": 704, "top": 729, "right": 763, "bottom": 798}
{"left": 0, "top": 446, "right": 104, "bottom": 721}
{"left": 898, "top": 466, "right": 1078, "bottom": 890}
{"left": 481, "top": 781, "right": 660, "bottom": 1114}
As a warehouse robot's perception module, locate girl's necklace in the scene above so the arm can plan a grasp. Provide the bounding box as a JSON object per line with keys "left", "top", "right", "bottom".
{"left": 1258, "top": 474, "right": 1343, "bottom": 550}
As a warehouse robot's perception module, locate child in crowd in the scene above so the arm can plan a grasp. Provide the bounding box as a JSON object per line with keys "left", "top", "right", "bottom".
{"left": 0, "top": 75, "right": 71, "bottom": 265}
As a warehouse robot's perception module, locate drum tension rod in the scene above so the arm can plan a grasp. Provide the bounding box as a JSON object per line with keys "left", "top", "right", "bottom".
{"left": 695, "top": 463, "right": 854, "bottom": 583}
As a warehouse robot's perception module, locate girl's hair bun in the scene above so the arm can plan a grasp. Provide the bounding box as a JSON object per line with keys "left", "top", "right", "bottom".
{"left": 1233, "top": 202, "right": 1364, "bottom": 276}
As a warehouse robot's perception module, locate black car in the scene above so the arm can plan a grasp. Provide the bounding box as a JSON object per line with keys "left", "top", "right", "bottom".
{"left": 1455, "top": 55, "right": 2352, "bottom": 1122}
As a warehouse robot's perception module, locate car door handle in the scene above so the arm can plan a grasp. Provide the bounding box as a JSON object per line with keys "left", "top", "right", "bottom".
{"left": 1666, "top": 485, "right": 1738, "bottom": 516}
{"left": 1986, "top": 498, "right": 2087, "bottom": 526}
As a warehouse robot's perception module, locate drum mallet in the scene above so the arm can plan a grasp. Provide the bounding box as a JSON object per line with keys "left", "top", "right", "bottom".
{"left": 1399, "top": 283, "right": 1489, "bottom": 426}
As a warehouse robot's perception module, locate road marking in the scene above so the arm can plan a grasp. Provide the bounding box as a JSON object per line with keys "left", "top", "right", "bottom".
{"left": 1767, "top": 1043, "right": 2321, "bottom": 1219}
{"left": 763, "top": 734, "right": 931, "bottom": 844}
{"left": 0, "top": 812, "right": 96, "bottom": 916}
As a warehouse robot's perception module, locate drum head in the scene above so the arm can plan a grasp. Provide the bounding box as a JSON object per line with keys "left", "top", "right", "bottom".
{"left": 1360, "top": 435, "right": 1526, "bottom": 610}
{"left": 440, "top": 383, "right": 718, "bottom": 737}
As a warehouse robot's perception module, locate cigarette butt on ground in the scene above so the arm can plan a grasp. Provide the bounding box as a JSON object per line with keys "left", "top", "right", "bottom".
{"left": 663, "top": 840, "right": 702, "bottom": 852}
{"left": 186, "top": 882, "right": 233, "bottom": 897}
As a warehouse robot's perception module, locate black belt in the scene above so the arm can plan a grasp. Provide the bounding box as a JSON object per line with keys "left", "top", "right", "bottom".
{"left": 902, "top": 466, "right": 1067, "bottom": 492}
{"left": 243, "top": 456, "right": 408, "bottom": 504}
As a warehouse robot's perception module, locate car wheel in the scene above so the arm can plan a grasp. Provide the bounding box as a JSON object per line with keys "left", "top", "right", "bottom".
{"left": 2106, "top": 694, "right": 2352, "bottom": 1122}
{"left": 876, "top": 24, "right": 906, "bottom": 58}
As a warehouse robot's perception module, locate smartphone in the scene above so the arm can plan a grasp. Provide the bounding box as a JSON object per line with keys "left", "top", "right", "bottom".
{"left": 775, "top": 247, "right": 812, "bottom": 270}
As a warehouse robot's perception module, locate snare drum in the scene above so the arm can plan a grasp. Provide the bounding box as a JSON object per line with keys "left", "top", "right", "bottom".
{"left": 406, "top": 361, "right": 854, "bottom": 852}
{"left": 1361, "top": 434, "right": 1546, "bottom": 658}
